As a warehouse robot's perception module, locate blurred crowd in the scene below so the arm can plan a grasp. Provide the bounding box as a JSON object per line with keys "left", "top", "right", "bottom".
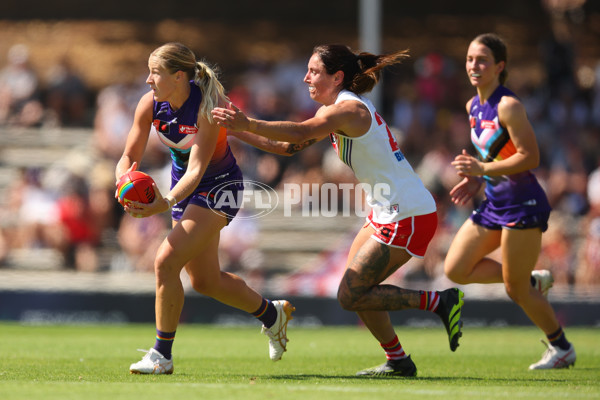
{"left": 0, "top": 15, "right": 599, "bottom": 293}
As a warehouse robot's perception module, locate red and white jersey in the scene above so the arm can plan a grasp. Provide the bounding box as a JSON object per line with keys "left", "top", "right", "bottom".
{"left": 330, "top": 90, "right": 436, "bottom": 223}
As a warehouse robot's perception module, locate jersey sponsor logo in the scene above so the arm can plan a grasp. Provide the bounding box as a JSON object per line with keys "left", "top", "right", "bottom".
{"left": 470, "top": 116, "right": 477, "bottom": 128}
{"left": 480, "top": 120, "right": 496, "bottom": 130}
{"left": 179, "top": 124, "right": 198, "bottom": 134}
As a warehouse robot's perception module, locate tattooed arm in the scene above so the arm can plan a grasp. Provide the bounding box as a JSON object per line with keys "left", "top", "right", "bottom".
{"left": 227, "top": 130, "right": 318, "bottom": 157}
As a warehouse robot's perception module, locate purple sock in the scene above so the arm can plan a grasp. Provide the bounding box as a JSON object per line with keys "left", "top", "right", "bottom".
{"left": 251, "top": 298, "right": 278, "bottom": 328}
{"left": 547, "top": 327, "right": 570, "bottom": 351}
{"left": 153, "top": 329, "right": 176, "bottom": 360}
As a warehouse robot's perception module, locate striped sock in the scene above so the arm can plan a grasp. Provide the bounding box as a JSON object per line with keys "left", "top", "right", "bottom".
{"left": 381, "top": 335, "right": 407, "bottom": 361}
{"left": 153, "top": 329, "right": 176, "bottom": 360}
{"left": 547, "top": 326, "right": 570, "bottom": 351}
{"left": 419, "top": 290, "right": 440, "bottom": 312}
{"left": 251, "top": 298, "right": 277, "bottom": 328}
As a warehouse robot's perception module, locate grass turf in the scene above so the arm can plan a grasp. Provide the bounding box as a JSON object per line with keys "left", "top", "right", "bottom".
{"left": 0, "top": 323, "right": 598, "bottom": 400}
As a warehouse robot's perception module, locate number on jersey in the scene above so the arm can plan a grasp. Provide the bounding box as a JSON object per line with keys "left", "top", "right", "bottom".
{"left": 374, "top": 112, "right": 404, "bottom": 161}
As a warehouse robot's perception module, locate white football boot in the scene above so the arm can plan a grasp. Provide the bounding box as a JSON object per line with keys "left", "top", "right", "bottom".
{"left": 532, "top": 269, "right": 554, "bottom": 298}
{"left": 529, "top": 340, "right": 576, "bottom": 370}
{"left": 261, "top": 300, "right": 295, "bottom": 361}
{"left": 129, "top": 348, "right": 174, "bottom": 374}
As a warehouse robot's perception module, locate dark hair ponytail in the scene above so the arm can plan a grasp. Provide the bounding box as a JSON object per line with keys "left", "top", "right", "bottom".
{"left": 313, "top": 44, "right": 410, "bottom": 94}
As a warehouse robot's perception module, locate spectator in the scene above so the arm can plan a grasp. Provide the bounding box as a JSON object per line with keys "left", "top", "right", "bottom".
{"left": 52, "top": 175, "right": 100, "bottom": 271}
{"left": 0, "top": 44, "right": 44, "bottom": 127}
{"left": 14, "top": 168, "right": 58, "bottom": 250}
{"left": 45, "top": 57, "right": 90, "bottom": 127}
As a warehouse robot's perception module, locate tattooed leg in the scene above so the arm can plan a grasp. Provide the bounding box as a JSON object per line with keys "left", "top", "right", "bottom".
{"left": 337, "top": 239, "right": 421, "bottom": 312}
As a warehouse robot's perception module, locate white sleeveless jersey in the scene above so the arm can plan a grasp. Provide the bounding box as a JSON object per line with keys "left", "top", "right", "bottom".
{"left": 330, "top": 90, "right": 436, "bottom": 223}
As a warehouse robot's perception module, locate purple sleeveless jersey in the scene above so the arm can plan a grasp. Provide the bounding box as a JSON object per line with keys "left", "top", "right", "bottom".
{"left": 468, "top": 85, "right": 551, "bottom": 231}
{"left": 152, "top": 82, "right": 243, "bottom": 222}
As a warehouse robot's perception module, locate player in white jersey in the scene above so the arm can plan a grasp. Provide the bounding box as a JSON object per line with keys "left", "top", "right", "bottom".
{"left": 331, "top": 89, "right": 436, "bottom": 224}
{"left": 213, "top": 44, "right": 464, "bottom": 377}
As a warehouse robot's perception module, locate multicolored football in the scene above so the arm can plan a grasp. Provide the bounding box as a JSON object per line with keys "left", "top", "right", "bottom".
{"left": 117, "top": 171, "right": 156, "bottom": 205}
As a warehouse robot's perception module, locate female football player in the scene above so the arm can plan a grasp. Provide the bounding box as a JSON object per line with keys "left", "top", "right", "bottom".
{"left": 115, "top": 42, "right": 294, "bottom": 374}
{"left": 444, "top": 33, "right": 575, "bottom": 370}
{"left": 212, "top": 44, "right": 465, "bottom": 377}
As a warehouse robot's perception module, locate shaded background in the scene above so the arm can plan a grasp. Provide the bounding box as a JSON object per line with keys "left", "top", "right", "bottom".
{"left": 0, "top": 0, "right": 599, "bottom": 325}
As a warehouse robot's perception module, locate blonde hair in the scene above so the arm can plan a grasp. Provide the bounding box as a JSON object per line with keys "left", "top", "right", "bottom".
{"left": 150, "top": 42, "right": 228, "bottom": 122}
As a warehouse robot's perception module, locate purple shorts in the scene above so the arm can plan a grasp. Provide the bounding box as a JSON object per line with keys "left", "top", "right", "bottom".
{"left": 470, "top": 198, "right": 550, "bottom": 232}
{"left": 170, "top": 165, "right": 244, "bottom": 224}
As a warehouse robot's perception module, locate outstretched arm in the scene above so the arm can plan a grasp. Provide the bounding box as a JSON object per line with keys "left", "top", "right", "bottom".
{"left": 228, "top": 130, "right": 318, "bottom": 157}
{"left": 212, "top": 101, "right": 368, "bottom": 142}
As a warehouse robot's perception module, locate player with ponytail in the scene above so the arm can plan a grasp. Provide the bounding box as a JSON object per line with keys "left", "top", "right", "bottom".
{"left": 116, "top": 42, "right": 294, "bottom": 374}
{"left": 213, "top": 44, "right": 464, "bottom": 377}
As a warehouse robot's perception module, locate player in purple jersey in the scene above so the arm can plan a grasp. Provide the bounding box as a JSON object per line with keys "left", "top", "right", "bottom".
{"left": 444, "top": 33, "right": 575, "bottom": 370}
{"left": 115, "top": 43, "right": 294, "bottom": 374}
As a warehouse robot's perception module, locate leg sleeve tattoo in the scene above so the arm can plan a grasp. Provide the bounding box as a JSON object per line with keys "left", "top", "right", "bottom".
{"left": 339, "top": 240, "right": 421, "bottom": 311}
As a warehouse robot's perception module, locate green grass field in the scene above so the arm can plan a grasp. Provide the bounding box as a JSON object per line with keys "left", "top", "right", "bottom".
{"left": 0, "top": 323, "right": 598, "bottom": 400}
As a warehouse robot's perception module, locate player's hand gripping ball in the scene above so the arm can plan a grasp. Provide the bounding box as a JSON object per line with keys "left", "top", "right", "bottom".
{"left": 116, "top": 171, "right": 156, "bottom": 206}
